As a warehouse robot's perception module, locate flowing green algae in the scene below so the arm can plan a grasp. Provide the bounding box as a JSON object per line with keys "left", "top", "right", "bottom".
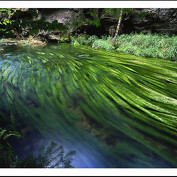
{"left": 0, "top": 43, "right": 177, "bottom": 167}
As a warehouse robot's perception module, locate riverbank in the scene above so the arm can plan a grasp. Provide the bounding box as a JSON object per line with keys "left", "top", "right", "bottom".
{"left": 1, "top": 33, "right": 177, "bottom": 62}
{"left": 70, "top": 33, "right": 177, "bottom": 61}
{"left": 0, "top": 36, "right": 46, "bottom": 46}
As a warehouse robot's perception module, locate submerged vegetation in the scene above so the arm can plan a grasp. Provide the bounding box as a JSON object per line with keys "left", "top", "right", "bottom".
{"left": 0, "top": 44, "right": 177, "bottom": 167}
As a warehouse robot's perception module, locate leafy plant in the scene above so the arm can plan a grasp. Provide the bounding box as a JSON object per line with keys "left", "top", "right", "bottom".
{"left": 0, "top": 8, "right": 67, "bottom": 39}
{"left": 71, "top": 33, "right": 177, "bottom": 61}
{"left": 0, "top": 128, "right": 76, "bottom": 168}
{"left": 0, "top": 128, "right": 21, "bottom": 167}
{"left": 92, "top": 39, "right": 115, "bottom": 51}
{"left": 87, "top": 35, "right": 99, "bottom": 45}
{"left": 115, "top": 33, "right": 177, "bottom": 60}
{"left": 0, "top": 128, "right": 21, "bottom": 141}
{"left": 20, "top": 142, "right": 76, "bottom": 168}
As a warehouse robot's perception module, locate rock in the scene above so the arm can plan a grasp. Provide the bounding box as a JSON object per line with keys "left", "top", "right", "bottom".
{"left": 37, "top": 9, "right": 78, "bottom": 41}
{"left": 38, "top": 8, "right": 76, "bottom": 25}
{"left": 47, "top": 33, "right": 60, "bottom": 41}
{"left": 130, "top": 8, "right": 177, "bottom": 35}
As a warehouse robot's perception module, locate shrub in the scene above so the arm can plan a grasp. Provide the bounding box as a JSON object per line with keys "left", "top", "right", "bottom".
{"left": 70, "top": 33, "right": 177, "bottom": 61}
{"left": 115, "top": 33, "right": 177, "bottom": 61}
{"left": 92, "top": 39, "right": 115, "bottom": 51}
{"left": 100, "top": 35, "right": 108, "bottom": 40}
{"left": 87, "top": 35, "right": 99, "bottom": 45}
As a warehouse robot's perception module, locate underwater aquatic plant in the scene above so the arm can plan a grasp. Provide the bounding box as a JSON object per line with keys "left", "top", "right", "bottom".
{"left": 1, "top": 43, "right": 177, "bottom": 167}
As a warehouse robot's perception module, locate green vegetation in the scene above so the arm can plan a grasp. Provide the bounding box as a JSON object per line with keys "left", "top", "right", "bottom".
{"left": 0, "top": 128, "right": 21, "bottom": 167}
{"left": 71, "top": 8, "right": 147, "bottom": 36}
{"left": 0, "top": 128, "right": 76, "bottom": 168}
{"left": 115, "top": 33, "right": 177, "bottom": 61}
{"left": 0, "top": 8, "right": 66, "bottom": 39}
{"left": 71, "top": 34, "right": 98, "bottom": 46}
{"left": 92, "top": 38, "right": 115, "bottom": 51}
{"left": 1, "top": 8, "right": 176, "bottom": 61}
{"left": 1, "top": 8, "right": 177, "bottom": 167}
{"left": 0, "top": 47, "right": 3, "bottom": 51}
{"left": 71, "top": 33, "right": 177, "bottom": 61}
{"left": 0, "top": 44, "right": 177, "bottom": 167}
{"left": 20, "top": 142, "right": 76, "bottom": 168}
{"left": 1, "top": 36, "right": 46, "bottom": 46}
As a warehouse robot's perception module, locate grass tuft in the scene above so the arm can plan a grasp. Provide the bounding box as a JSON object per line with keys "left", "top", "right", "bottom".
{"left": 71, "top": 33, "right": 177, "bottom": 61}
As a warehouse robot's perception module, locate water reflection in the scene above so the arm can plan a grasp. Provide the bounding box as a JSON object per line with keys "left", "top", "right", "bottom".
{"left": 0, "top": 43, "right": 177, "bottom": 167}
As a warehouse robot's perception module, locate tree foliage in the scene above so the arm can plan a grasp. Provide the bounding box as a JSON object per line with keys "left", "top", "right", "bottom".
{"left": 0, "top": 8, "right": 150, "bottom": 40}
{"left": 71, "top": 8, "right": 149, "bottom": 38}
{"left": 0, "top": 8, "right": 66, "bottom": 39}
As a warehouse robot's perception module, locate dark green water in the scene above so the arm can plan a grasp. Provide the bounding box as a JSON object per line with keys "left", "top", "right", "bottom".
{"left": 0, "top": 43, "right": 177, "bottom": 167}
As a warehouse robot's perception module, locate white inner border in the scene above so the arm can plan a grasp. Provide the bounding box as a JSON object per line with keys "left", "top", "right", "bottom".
{"left": 0, "top": 1, "right": 177, "bottom": 176}
{"left": 1, "top": 169, "right": 177, "bottom": 176}
{"left": 0, "top": 1, "right": 177, "bottom": 8}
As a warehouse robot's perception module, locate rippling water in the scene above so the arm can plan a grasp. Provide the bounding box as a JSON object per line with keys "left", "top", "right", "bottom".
{"left": 0, "top": 43, "right": 177, "bottom": 167}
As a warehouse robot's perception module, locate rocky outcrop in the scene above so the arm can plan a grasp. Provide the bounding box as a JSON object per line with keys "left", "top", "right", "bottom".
{"left": 37, "top": 8, "right": 177, "bottom": 38}
{"left": 38, "top": 9, "right": 116, "bottom": 37}
{"left": 37, "top": 9, "right": 78, "bottom": 41}
{"left": 129, "top": 8, "right": 177, "bottom": 35}
{"left": 38, "top": 8, "right": 76, "bottom": 25}
{"left": 97, "top": 8, "right": 177, "bottom": 35}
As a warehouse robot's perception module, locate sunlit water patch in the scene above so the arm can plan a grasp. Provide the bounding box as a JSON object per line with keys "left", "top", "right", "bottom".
{"left": 0, "top": 43, "right": 177, "bottom": 167}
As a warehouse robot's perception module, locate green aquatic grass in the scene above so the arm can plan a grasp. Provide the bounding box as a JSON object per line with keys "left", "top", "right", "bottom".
{"left": 0, "top": 43, "right": 177, "bottom": 167}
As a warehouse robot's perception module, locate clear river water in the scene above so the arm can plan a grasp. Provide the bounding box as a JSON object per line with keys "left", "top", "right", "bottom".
{"left": 0, "top": 43, "right": 177, "bottom": 167}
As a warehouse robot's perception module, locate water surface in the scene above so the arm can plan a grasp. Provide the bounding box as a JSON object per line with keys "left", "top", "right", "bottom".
{"left": 0, "top": 43, "right": 177, "bottom": 167}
